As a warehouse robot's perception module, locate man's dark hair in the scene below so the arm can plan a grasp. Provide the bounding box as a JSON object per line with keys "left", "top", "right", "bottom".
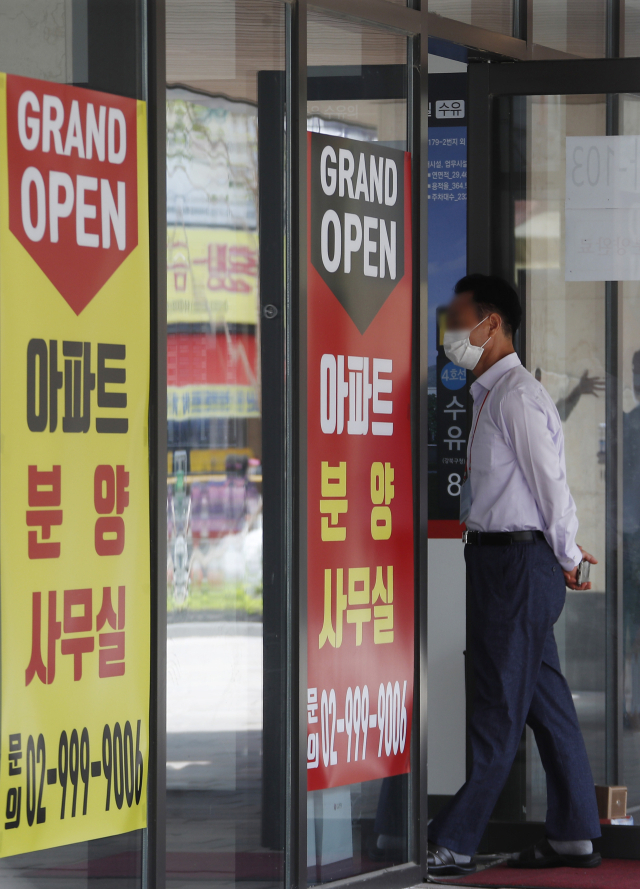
{"left": 454, "top": 274, "right": 522, "bottom": 338}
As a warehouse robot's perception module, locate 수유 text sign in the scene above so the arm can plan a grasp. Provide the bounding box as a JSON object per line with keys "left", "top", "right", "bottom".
{"left": 0, "top": 73, "right": 150, "bottom": 856}
{"left": 307, "top": 132, "right": 414, "bottom": 791}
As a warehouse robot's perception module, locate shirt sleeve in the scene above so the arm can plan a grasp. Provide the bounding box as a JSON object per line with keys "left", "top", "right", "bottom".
{"left": 498, "top": 388, "right": 582, "bottom": 572}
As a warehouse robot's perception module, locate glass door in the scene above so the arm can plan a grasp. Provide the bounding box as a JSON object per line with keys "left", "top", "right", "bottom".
{"left": 467, "top": 58, "right": 640, "bottom": 854}
{"left": 305, "top": 13, "right": 411, "bottom": 884}
{"left": 165, "top": 2, "right": 288, "bottom": 885}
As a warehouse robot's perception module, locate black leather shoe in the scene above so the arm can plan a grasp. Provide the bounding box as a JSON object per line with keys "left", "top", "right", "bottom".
{"left": 508, "top": 838, "right": 601, "bottom": 869}
{"left": 427, "top": 842, "right": 477, "bottom": 877}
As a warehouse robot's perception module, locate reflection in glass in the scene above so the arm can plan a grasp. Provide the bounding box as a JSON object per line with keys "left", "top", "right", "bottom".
{"left": 621, "top": 95, "right": 640, "bottom": 813}
{"left": 428, "top": 0, "right": 512, "bottom": 37}
{"left": 511, "top": 94, "right": 608, "bottom": 819}
{"left": 625, "top": 1, "right": 640, "bottom": 57}
{"left": 307, "top": 13, "right": 407, "bottom": 151}
{"left": 533, "top": 0, "right": 606, "bottom": 57}
{"left": 622, "top": 343, "right": 640, "bottom": 807}
{"left": 165, "top": 1, "right": 286, "bottom": 886}
{"left": 166, "top": 90, "right": 262, "bottom": 618}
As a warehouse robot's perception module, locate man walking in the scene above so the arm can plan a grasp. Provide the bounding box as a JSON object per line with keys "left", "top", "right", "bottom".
{"left": 427, "top": 274, "right": 602, "bottom": 877}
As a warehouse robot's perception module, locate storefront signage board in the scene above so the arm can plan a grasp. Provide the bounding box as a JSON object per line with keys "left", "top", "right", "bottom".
{"left": 0, "top": 73, "right": 150, "bottom": 854}
{"left": 306, "top": 132, "right": 414, "bottom": 791}
{"left": 426, "top": 74, "right": 469, "bottom": 529}
{"left": 167, "top": 226, "right": 259, "bottom": 327}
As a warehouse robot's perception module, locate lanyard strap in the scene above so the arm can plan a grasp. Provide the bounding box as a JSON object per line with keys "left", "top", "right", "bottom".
{"left": 464, "top": 390, "right": 490, "bottom": 480}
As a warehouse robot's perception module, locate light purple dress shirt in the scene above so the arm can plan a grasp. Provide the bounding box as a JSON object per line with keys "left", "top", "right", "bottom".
{"left": 466, "top": 352, "right": 582, "bottom": 572}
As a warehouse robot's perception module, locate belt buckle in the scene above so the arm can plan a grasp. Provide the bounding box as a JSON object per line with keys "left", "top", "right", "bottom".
{"left": 462, "top": 530, "right": 469, "bottom": 544}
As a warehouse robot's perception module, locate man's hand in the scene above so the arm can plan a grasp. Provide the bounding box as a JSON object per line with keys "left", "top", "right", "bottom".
{"left": 563, "top": 545, "right": 597, "bottom": 591}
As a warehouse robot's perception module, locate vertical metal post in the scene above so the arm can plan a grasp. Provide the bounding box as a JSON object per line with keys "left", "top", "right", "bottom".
{"left": 467, "top": 64, "right": 492, "bottom": 275}
{"left": 604, "top": 280, "right": 624, "bottom": 786}
{"left": 607, "top": 0, "right": 622, "bottom": 58}
{"left": 513, "top": 0, "right": 529, "bottom": 43}
{"left": 605, "top": 93, "right": 624, "bottom": 787}
{"left": 258, "top": 68, "right": 288, "bottom": 855}
{"left": 408, "top": 0, "right": 429, "bottom": 877}
{"left": 146, "top": 0, "right": 167, "bottom": 885}
{"left": 286, "top": 2, "right": 308, "bottom": 888}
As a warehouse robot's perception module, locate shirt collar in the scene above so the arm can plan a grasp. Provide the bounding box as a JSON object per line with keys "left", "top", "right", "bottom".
{"left": 470, "top": 352, "right": 521, "bottom": 400}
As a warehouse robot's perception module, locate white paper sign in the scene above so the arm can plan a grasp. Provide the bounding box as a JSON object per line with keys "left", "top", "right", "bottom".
{"left": 565, "top": 136, "right": 640, "bottom": 281}
{"left": 566, "top": 136, "right": 640, "bottom": 208}
{"left": 565, "top": 207, "right": 640, "bottom": 281}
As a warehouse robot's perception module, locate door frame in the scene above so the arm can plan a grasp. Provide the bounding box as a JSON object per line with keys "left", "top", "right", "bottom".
{"left": 468, "top": 57, "right": 640, "bottom": 271}
{"left": 468, "top": 56, "right": 640, "bottom": 859}
{"left": 290, "top": 3, "right": 428, "bottom": 888}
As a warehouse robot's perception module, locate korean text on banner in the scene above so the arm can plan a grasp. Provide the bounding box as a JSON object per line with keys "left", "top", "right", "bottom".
{"left": 307, "top": 132, "right": 414, "bottom": 790}
{"left": 0, "top": 73, "right": 150, "bottom": 855}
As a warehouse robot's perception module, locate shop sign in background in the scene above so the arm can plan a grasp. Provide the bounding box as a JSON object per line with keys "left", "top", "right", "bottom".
{"left": 166, "top": 91, "right": 261, "bottom": 429}
{"left": 167, "top": 226, "right": 258, "bottom": 327}
{"left": 307, "top": 132, "right": 414, "bottom": 791}
{"left": 0, "top": 73, "right": 150, "bottom": 855}
{"left": 426, "top": 73, "right": 469, "bottom": 529}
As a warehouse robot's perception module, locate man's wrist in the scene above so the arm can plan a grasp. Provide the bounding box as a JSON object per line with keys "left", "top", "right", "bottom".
{"left": 560, "top": 547, "right": 582, "bottom": 573}
{"left": 570, "top": 544, "right": 583, "bottom": 569}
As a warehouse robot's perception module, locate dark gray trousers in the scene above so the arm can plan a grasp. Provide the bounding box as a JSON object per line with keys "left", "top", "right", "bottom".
{"left": 428, "top": 539, "right": 601, "bottom": 856}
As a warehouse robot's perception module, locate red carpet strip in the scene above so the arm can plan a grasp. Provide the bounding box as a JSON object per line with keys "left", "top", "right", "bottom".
{"left": 444, "top": 858, "right": 640, "bottom": 888}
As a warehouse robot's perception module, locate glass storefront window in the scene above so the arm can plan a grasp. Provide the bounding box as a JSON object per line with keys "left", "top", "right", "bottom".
{"left": 428, "top": 0, "right": 513, "bottom": 37}
{"left": 0, "top": 1, "right": 145, "bottom": 882}
{"left": 620, "top": 287, "right": 640, "bottom": 812}
{"left": 306, "top": 12, "right": 410, "bottom": 885}
{"left": 532, "top": 0, "right": 607, "bottom": 57}
{"left": 307, "top": 14, "right": 407, "bottom": 149}
{"left": 8, "top": 0, "right": 640, "bottom": 883}
{"left": 460, "top": 55, "right": 640, "bottom": 864}
{"left": 496, "top": 90, "right": 640, "bottom": 825}
{"left": 165, "top": 1, "right": 287, "bottom": 886}
{"left": 511, "top": 94, "right": 609, "bottom": 819}
{"left": 621, "top": 94, "right": 640, "bottom": 817}
{"left": 624, "top": 1, "right": 640, "bottom": 57}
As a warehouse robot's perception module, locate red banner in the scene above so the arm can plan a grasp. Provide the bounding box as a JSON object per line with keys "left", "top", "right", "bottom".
{"left": 306, "top": 132, "right": 414, "bottom": 791}
{"left": 7, "top": 75, "right": 138, "bottom": 316}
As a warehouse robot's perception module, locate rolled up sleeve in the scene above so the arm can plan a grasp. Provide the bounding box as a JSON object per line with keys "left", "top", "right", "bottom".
{"left": 499, "top": 389, "right": 582, "bottom": 572}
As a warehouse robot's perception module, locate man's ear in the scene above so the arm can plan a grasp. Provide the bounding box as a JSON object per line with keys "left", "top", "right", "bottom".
{"left": 489, "top": 312, "right": 502, "bottom": 335}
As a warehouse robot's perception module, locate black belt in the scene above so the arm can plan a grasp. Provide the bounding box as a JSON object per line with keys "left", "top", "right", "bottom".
{"left": 462, "top": 530, "right": 546, "bottom": 546}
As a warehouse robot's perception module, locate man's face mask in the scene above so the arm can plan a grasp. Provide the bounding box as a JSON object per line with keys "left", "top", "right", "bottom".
{"left": 443, "top": 317, "right": 490, "bottom": 371}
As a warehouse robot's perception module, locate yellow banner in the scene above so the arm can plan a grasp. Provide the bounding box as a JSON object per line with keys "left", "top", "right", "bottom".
{"left": 0, "top": 74, "right": 150, "bottom": 855}
{"left": 167, "top": 226, "right": 259, "bottom": 326}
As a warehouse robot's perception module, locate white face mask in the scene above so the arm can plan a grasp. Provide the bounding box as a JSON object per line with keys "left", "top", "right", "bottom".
{"left": 443, "top": 317, "right": 491, "bottom": 371}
